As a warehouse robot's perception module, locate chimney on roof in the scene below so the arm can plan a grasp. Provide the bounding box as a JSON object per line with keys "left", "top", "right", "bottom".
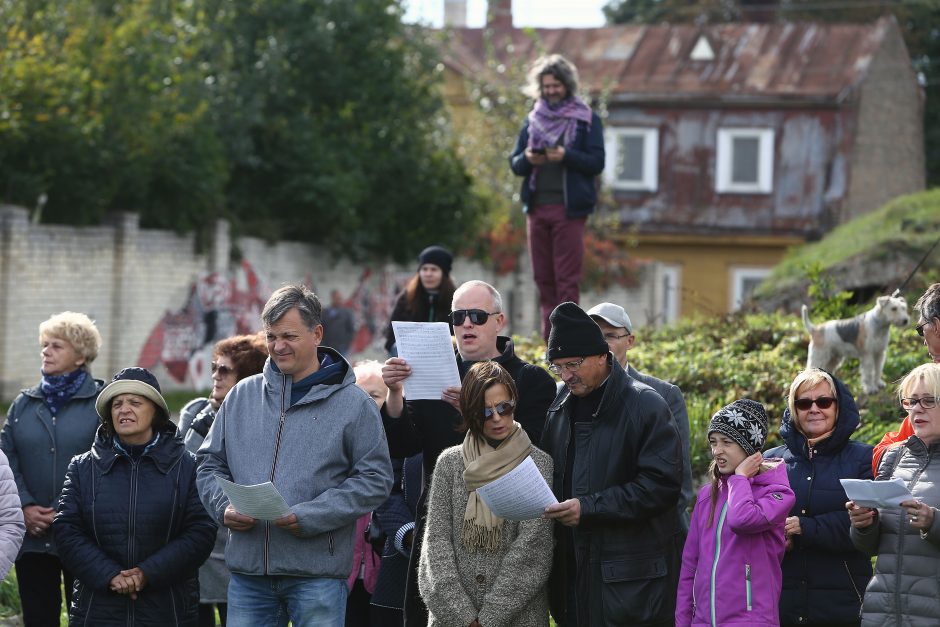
{"left": 739, "top": 0, "right": 778, "bottom": 23}
{"left": 487, "top": 0, "right": 513, "bottom": 31}
{"left": 444, "top": 0, "right": 467, "bottom": 27}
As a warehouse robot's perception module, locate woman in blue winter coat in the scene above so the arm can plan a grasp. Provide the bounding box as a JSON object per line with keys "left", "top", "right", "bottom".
{"left": 54, "top": 368, "right": 216, "bottom": 626}
{"left": 764, "top": 369, "right": 873, "bottom": 626}
{"left": 677, "top": 399, "right": 795, "bottom": 627}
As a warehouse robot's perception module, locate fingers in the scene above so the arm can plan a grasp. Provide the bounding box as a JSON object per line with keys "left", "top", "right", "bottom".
{"left": 224, "top": 506, "right": 257, "bottom": 531}
{"left": 381, "top": 358, "right": 411, "bottom": 387}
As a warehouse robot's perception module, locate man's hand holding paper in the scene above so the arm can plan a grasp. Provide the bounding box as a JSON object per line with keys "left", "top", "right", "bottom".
{"left": 391, "top": 322, "right": 461, "bottom": 401}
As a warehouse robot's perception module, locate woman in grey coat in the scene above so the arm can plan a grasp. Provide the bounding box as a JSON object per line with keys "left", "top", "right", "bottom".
{"left": 0, "top": 312, "right": 103, "bottom": 627}
{"left": 418, "top": 361, "right": 553, "bottom": 627}
{"left": 178, "top": 333, "right": 266, "bottom": 627}
{"left": 848, "top": 362, "right": 940, "bottom": 626}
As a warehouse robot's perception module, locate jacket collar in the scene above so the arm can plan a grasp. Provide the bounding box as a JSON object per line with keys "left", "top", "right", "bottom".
{"left": 903, "top": 435, "right": 940, "bottom": 458}
{"left": 456, "top": 335, "right": 516, "bottom": 375}
{"left": 23, "top": 372, "right": 104, "bottom": 400}
{"left": 91, "top": 424, "right": 183, "bottom": 474}
{"left": 779, "top": 371, "right": 860, "bottom": 458}
{"left": 261, "top": 346, "right": 354, "bottom": 405}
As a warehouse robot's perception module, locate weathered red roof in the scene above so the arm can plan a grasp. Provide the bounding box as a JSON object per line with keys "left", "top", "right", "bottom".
{"left": 443, "top": 16, "right": 897, "bottom": 104}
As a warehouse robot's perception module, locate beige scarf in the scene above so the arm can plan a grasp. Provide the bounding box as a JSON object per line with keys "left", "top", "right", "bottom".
{"left": 461, "top": 422, "right": 531, "bottom": 552}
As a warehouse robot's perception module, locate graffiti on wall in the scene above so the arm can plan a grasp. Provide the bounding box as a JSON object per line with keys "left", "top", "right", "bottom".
{"left": 137, "top": 260, "right": 407, "bottom": 387}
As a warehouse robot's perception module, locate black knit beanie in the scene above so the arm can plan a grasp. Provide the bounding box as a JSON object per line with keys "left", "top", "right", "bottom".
{"left": 547, "top": 302, "right": 610, "bottom": 361}
{"left": 417, "top": 245, "right": 453, "bottom": 276}
{"left": 708, "top": 398, "right": 769, "bottom": 456}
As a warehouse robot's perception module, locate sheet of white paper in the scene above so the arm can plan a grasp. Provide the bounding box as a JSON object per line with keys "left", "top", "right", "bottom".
{"left": 475, "top": 456, "right": 558, "bottom": 521}
{"left": 392, "top": 321, "right": 461, "bottom": 401}
{"left": 215, "top": 476, "right": 291, "bottom": 521}
{"left": 840, "top": 478, "right": 914, "bottom": 509}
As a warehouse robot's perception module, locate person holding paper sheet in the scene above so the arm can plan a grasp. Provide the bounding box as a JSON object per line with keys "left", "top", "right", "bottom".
{"left": 196, "top": 284, "right": 393, "bottom": 627}
{"left": 763, "top": 368, "right": 872, "bottom": 626}
{"left": 848, "top": 362, "right": 940, "bottom": 626}
{"left": 418, "top": 361, "right": 553, "bottom": 627}
{"left": 54, "top": 368, "right": 216, "bottom": 626}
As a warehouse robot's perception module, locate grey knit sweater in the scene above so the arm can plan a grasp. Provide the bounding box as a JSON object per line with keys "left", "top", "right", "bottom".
{"left": 419, "top": 445, "right": 554, "bottom": 627}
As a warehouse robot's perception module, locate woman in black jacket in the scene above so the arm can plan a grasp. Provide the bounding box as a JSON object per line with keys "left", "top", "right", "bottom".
{"left": 384, "top": 245, "right": 456, "bottom": 355}
{"left": 763, "top": 368, "right": 873, "bottom": 626}
{"left": 54, "top": 368, "right": 216, "bottom": 627}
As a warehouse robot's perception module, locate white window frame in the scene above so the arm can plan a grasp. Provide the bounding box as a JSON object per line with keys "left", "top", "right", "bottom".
{"left": 729, "top": 267, "right": 772, "bottom": 311}
{"left": 715, "top": 128, "right": 775, "bottom": 194}
{"left": 604, "top": 127, "right": 659, "bottom": 192}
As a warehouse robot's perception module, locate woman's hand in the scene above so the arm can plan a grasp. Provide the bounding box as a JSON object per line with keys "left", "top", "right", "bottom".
{"left": 846, "top": 500, "right": 877, "bottom": 528}
{"left": 901, "top": 499, "right": 935, "bottom": 533}
{"left": 381, "top": 358, "right": 411, "bottom": 393}
{"left": 785, "top": 516, "right": 802, "bottom": 537}
{"left": 23, "top": 505, "right": 54, "bottom": 537}
{"left": 734, "top": 453, "right": 763, "bottom": 478}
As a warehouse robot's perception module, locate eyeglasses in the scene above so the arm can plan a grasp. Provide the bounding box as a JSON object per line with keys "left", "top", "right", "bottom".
{"left": 449, "top": 309, "right": 499, "bottom": 326}
{"left": 603, "top": 333, "right": 631, "bottom": 341}
{"left": 483, "top": 400, "right": 515, "bottom": 420}
{"left": 916, "top": 320, "right": 932, "bottom": 337}
{"left": 547, "top": 357, "right": 587, "bottom": 375}
{"left": 901, "top": 397, "right": 938, "bottom": 410}
{"left": 211, "top": 362, "right": 235, "bottom": 377}
{"left": 794, "top": 397, "right": 837, "bottom": 411}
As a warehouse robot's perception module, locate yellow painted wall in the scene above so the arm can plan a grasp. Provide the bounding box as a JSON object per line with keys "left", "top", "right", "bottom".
{"left": 631, "top": 234, "right": 804, "bottom": 317}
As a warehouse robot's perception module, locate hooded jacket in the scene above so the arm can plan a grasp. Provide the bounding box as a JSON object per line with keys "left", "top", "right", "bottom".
{"left": 1, "top": 373, "right": 103, "bottom": 556}
{"left": 676, "top": 462, "right": 795, "bottom": 627}
{"left": 196, "top": 348, "right": 393, "bottom": 579}
{"left": 763, "top": 373, "right": 873, "bottom": 625}
{"left": 851, "top": 436, "right": 940, "bottom": 627}
{"left": 540, "top": 358, "right": 683, "bottom": 627}
{"left": 54, "top": 425, "right": 217, "bottom": 627}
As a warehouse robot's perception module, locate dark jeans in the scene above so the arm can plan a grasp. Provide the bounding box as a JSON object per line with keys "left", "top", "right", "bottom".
{"left": 199, "top": 602, "right": 228, "bottom": 627}
{"left": 15, "top": 552, "right": 74, "bottom": 627}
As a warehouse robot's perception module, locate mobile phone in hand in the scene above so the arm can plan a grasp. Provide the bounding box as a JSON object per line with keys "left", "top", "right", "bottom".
{"left": 531, "top": 147, "right": 546, "bottom": 155}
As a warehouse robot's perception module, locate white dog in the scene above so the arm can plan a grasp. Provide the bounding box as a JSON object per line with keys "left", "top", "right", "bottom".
{"left": 802, "top": 295, "right": 910, "bottom": 394}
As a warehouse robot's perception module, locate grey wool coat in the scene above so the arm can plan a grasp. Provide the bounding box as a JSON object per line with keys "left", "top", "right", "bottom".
{"left": 851, "top": 436, "right": 940, "bottom": 627}
{"left": 418, "top": 445, "right": 554, "bottom": 627}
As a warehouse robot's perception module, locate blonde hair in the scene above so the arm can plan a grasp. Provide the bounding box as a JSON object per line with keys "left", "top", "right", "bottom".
{"left": 39, "top": 312, "right": 102, "bottom": 366}
{"left": 898, "top": 363, "right": 940, "bottom": 403}
{"left": 787, "top": 368, "right": 836, "bottom": 419}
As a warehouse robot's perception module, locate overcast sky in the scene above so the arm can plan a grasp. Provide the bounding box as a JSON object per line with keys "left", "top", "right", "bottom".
{"left": 402, "top": 0, "right": 608, "bottom": 28}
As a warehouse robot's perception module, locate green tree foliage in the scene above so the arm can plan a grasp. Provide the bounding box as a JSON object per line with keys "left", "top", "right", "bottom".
{"left": 603, "top": 0, "right": 940, "bottom": 186}
{"left": 0, "top": 0, "right": 485, "bottom": 259}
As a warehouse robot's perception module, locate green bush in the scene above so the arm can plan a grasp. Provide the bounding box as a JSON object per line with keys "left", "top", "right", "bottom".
{"left": 513, "top": 309, "right": 927, "bottom": 484}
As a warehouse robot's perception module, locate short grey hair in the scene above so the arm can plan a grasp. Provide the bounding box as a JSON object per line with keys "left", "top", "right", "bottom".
{"left": 524, "top": 54, "right": 580, "bottom": 100}
{"left": 915, "top": 283, "right": 940, "bottom": 324}
{"left": 452, "top": 280, "right": 503, "bottom": 312}
{"left": 262, "top": 284, "right": 322, "bottom": 330}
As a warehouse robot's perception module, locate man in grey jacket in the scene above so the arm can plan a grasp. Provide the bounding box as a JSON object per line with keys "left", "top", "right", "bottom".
{"left": 587, "top": 302, "right": 692, "bottom": 532}
{"left": 196, "top": 284, "right": 393, "bottom": 627}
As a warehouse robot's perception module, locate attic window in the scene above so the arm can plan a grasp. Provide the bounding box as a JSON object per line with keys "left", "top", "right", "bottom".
{"left": 690, "top": 36, "right": 714, "bottom": 61}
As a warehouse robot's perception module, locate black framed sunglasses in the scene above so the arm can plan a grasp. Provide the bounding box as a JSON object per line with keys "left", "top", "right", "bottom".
{"left": 211, "top": 362, "right": 235, "bottom": 377}
{"left": 449, "top": 309, "right": 499, "bottom": 326}
{"left": 483, "top": 399, "right": 515, "bottom": 420}
{"left": 916, "top": 320, "right": 931, "bottom": 337}
{"left": 794, "top": 396, "right": 836, "bottom": 411}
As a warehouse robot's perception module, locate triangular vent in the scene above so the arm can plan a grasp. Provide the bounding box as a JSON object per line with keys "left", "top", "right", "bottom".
{"left": 690, "top": 35, "right": 715, "bottom": 61}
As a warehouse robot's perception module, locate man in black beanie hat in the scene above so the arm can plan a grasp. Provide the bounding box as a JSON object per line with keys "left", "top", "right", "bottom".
{"left": 541, "top": 302, "right": 683, "bottom": 627}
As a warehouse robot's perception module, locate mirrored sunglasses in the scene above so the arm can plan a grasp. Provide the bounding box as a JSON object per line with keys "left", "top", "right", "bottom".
{"left": 483, "top": 399, "right": 515, "bottom": 420}
{"left": 211, "top": 362, "right": 235, "bottom": 377}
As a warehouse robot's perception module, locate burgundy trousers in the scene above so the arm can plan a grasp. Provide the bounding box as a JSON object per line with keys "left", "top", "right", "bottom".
{"left": 526, "top": 203, "right": 586, "bottom": 340}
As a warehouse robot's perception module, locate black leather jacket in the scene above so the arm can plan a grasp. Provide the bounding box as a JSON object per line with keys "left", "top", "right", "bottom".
{"left": 540, "top": 358, "right": 683, "bottom": 627}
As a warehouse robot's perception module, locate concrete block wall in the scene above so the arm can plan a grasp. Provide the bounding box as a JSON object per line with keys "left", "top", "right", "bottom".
{"left": 0, "top": 206, "right": 666, "bottom": 397}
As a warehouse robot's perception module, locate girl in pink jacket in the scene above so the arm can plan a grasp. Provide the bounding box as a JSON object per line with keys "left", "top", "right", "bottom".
{"left": 676, "top": 399, "right": 795, "bottom": 627}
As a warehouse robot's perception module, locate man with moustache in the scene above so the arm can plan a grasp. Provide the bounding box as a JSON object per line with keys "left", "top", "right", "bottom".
{"left": 541, "top": 302, "right": 682, "bottom": 627}
{"left": 196, "top": 284, "right": 393, "bottom": 626}
{"left": 381, "top": 279, "right": 557, "bottom": 626}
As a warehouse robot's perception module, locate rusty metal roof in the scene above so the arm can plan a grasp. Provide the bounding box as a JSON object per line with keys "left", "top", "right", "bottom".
{"left": 443, "top": 16, "right": 899, "bottom": 104}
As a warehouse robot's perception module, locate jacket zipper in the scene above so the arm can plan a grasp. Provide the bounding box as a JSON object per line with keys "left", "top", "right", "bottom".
{"left": 264, "top": 375, "right": 289, "bottom": 575}
{"left": 710, "top": 500, "right": 729, "bottom": 627}
{"left": 128, "top": 458, "right": 139, "bottom": 627}
{"left": 50, "top": 415, "right": 57, "bottom": 502}
{"left": 897, "top": 452, "right": 928, "bottom": 617}
{"left": 843, "top": 560, "right": 863, "bottom": 616}
{"left": 745, "top": 564, "right": 752, "bottom": 611}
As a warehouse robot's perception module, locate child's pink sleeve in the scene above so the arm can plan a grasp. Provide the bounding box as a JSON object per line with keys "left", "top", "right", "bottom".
{"left": 725, "top": 474, "right": 795, "bottom": 534}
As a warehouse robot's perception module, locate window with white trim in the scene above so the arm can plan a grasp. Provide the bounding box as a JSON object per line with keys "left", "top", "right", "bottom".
{"left": 730, "top": 267, "right": 772, "bottom": 311}
{"left": 716, "top": 128, "right": 774, "bottom": 194}
{"left": 605, "top": 127, "right": 659, "bottom": 192}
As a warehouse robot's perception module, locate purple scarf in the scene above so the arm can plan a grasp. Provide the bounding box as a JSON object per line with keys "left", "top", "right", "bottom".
{"left": 40, "top": 368, "right": 87, "bottom": 416}
{"left": 526, "top": 96, "right": 593, "bottom": 191}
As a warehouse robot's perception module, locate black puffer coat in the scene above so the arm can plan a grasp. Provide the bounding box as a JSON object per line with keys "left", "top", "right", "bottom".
{"left": 54, "top": 425, "right": 216, "bottom": 626}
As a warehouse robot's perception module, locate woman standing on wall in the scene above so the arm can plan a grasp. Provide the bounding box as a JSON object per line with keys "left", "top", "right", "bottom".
{"left": 0, "top": 312, "right": 104, "bottom": 627}
{"left": 384, "top": 246, "right": 456, "bottom": 356}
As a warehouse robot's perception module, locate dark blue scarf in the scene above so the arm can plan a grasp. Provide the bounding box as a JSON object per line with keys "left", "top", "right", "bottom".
{"left": 40, "top": 368, "right": 87, "bottom": 416}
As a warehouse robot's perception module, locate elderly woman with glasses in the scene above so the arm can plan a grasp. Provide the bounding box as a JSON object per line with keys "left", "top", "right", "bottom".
{"left": 418, "top": 361, "right": 553, "bottom": 627}
{"left": 848, "top": 362, "right": 940, "bottom": 626}
{"left": 178, "top": 333, "right": 267, "bottom": 627}
{"left": 763, "top": 368, "right": 873, "bottom": 626}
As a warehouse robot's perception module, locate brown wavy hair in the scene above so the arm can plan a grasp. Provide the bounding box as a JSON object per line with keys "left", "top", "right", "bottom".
{"left": 214, "top": 332, "right": 269, "bottom": 381}
{"left": 403, "top": 273, "right": 456, "bottom": 321}
{"left": 457, "top": 361, "right": 518, "bottom": 438}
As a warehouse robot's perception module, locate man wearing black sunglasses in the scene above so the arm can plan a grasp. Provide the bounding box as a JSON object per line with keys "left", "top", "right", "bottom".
{"left": 379, "top": 280, "right": 557, "bottom": 625}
